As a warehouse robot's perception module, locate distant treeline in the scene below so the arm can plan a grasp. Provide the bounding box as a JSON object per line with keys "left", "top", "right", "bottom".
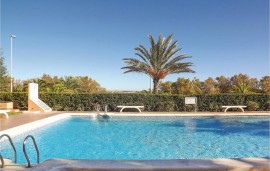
{"left": 0, "top": 73, "right": 269, "bottom": 95}
{"left": 158, "top": 73, "right": 269, "bottom": 94}
{"left": 0, "top": 74, "right": 106, "bottom": 93}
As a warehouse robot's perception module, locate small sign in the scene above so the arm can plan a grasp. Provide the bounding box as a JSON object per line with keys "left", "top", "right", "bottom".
{"left": 185, "top": 97, "right": 197, "bottom": 105}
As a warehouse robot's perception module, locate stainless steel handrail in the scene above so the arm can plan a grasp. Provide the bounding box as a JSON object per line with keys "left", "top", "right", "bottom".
{"left": 0, "top": 153, "right": 4, "bottom": 168}
{"left": 0, "top": 134, "right": 17, "bottom": 164}
{"left": 23, "top": 135, "right": 40, "bottom": 168}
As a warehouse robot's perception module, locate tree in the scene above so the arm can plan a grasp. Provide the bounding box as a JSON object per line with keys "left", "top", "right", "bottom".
{"left": 122, "top": 34, "right": 195, "bottom": 94}
{"left": 230, "top": 73, "right": 257, "bottom": 93}
{"left": 172, "top": 78, "right": 196, "bottom": 95}
{"left": 249, "top": 78, "right": 260, "bottom": 93}
{"left": 159, "top": 81, "right": 172, "bottom": 94}
{"left": 191, "top": 78, "right": 203, "bottom": 94}
{"left": 79, "top": 76, "right": 105, "bottom": 93}
{"left": 202, "top": 77, "right": 219, "bottom": 94}
{"left": 216, "top": 76, "right": 231, "bottom": 93}
{"left": 0, "top": 49, "right": 9, "bottom": 92}
{"left": 260, "top": 76, "right": 270, "bottom": 93}
{"left": 232, "top": 83, "right": 250, "bottom": 94}
{"left": 61, "top": 76, "right": 81, "bottom": 93}
{"left": 51, "top": 83, "right": 67, "bottom": 93}
{"left": 230, "top": 73, "right": 250, "bottom": 85}
{"left": 38, "top": 79, "right": 51, "bottom": 92}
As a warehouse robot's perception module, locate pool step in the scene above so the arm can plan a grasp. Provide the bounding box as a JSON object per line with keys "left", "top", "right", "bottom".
{"left": 2, "top": 158, "right": 12, "bottom": 165}
{"left": 1, "top": 158, "right": 31, "bottom": 171}
{"left": 1, "top": 164, "right": 31, "bottom": 171}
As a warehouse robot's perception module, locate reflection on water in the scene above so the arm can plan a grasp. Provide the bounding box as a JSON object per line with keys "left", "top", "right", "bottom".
{"left": 183, "top": 119, "right": 197, "bottom": 133}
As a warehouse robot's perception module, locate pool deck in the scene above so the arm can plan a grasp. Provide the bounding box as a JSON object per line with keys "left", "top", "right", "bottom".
{"left": 0, "top": 111, "right": 63, "bottom": 131}
{"left": 0, "top": 111, "right": 269, "bottom": 171}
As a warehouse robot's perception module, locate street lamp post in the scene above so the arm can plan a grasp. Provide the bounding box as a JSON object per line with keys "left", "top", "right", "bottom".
{"left": 10, "top": 35, "right": 16, "bottom": 92}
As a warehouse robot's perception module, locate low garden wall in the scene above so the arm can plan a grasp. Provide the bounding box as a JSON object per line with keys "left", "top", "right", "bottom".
{"left": 0, "top": 93, "right": 269, "bottom": 112}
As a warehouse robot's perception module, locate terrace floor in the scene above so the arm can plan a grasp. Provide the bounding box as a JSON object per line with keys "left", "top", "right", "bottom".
{"left": 0, "top": 111, "right": 64, "bottom": 131}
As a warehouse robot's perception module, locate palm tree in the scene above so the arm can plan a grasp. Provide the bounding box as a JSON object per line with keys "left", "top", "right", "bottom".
{"left": 62, "top": 76, "right": 81, "bottom": 93}
{"left": 121, "top": 34, "right": 195, "bottom": 94}
{"left": 232, "top": 83, "right": 251, "bottom": 94}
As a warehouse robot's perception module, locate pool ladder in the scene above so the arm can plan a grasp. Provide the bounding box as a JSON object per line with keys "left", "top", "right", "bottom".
{"left": 23, "top": 135, "right": 40, "bottom": 168}
{"left": 0, "top": 134, "right": 40, "bottom": 168}
{"left": 94, "top": 104, "right": 108, "bottom": 114}
{"left": 0, "top": 134, "right": 17, "bottom": 168}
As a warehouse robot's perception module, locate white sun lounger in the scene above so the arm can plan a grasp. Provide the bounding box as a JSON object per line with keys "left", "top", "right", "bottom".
{"left": 222, "top": 106, "right": 247, "bottom": 112}
{"left": 117, "top": 106, "right": 144, "bottom": 113}
{"left": 0, "top": 110, "right": 10, "bottom": 118}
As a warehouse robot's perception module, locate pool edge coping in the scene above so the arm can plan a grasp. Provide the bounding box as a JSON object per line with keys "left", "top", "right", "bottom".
{"left": 31, "top": 158, "right": 270, "bottom": 171}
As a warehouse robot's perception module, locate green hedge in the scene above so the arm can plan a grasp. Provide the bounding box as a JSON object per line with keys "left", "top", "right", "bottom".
{"left": 0, "top": 93, "right": 269, "bottom": 112}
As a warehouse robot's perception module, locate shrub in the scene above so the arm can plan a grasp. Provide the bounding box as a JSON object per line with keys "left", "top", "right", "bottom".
{"left": 263, "top": 101, "right": 270, "bottom": 111}
{"left": 0, "top": 93, "right": 268, "bottom": 112}
{"left": 184, "top": 104, "right": 196, "bottom": 112}
{"left": 247, "top": 101, "right": 259, "bottom": 111}
{"left": 154, "top": 101, "right": 175, "bottom": 112}
{"left": 209, "top": 102, "right": 220, "bottom": 112}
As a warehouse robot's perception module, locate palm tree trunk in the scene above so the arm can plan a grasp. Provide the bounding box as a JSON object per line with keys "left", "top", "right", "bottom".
{"left": 153, "top": 78, "right": 160, "bottom": 94}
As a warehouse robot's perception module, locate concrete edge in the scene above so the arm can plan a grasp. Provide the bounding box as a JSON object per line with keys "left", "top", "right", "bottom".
{"left": 30, "top": 158, "right": 270, "bottom": 171}
{"left": 72, "top": 112, "right": 270, "bottom": 116}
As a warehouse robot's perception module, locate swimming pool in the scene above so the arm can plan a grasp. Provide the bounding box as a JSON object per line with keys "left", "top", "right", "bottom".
{"left": 0, "top": 115, "right": 269, "bottom": 164}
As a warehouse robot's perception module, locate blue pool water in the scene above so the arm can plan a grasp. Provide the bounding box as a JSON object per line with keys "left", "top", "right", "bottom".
{"left": 0, "top": 116, "right": 269, "bottom": 164}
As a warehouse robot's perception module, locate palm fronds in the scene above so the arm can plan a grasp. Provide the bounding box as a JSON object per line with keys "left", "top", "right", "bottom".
{"left": 122, "top": 34, "right": 195, "bottom": 94}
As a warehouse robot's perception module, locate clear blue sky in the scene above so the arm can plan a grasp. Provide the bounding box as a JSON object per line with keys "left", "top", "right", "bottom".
{"left": 0, "top": 0, "right": 269, "bottom": 91}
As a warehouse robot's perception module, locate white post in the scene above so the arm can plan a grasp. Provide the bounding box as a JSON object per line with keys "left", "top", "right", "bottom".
{"left": 10, "top": 35, "right": 16, "bottom": 92}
